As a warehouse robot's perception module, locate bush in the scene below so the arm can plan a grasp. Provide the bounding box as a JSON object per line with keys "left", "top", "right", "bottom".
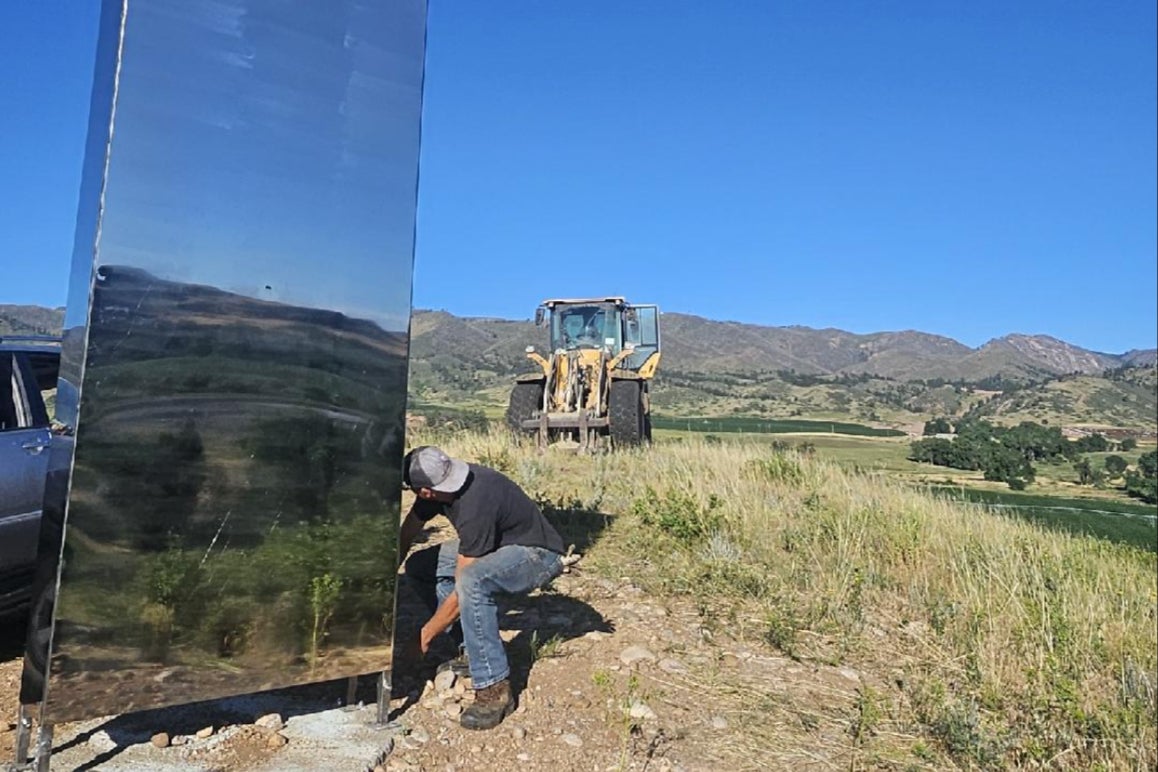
{"left": 631, "top": 487, "right": 722, "bottom": 544}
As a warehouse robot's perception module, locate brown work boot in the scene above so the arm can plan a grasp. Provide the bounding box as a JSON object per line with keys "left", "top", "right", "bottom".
{"left": 460, "top": 679, "right": 514, "bottom": 730}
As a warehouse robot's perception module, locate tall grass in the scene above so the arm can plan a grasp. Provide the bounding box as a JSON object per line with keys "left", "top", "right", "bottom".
{"left": 417, "top": 429, "right": 1157, "bottom": 768}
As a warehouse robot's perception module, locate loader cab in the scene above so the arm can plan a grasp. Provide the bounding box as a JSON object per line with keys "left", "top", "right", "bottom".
{"left": 549, "top": 303, "right": 620, "bottom": 351}
{"left": 535, "top": 297, "right": 660, "bottom": 375}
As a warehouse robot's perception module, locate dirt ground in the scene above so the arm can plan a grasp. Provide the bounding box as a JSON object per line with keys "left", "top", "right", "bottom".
{"left": 1, "top": 553, "right": 882, "bottom": 771}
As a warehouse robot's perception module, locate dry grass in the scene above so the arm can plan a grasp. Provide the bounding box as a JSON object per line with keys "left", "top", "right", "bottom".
{"left": 415, "top": 429, "right": 1158, "bottom": 769}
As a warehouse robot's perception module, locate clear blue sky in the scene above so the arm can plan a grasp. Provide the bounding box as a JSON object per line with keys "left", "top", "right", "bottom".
{"left": 2, "top": 2, "right": 1155, "bottom": 353}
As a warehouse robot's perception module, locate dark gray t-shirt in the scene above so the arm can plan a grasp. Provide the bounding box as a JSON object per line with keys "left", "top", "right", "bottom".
{"left": 414, "top": 464, "right": 565, "bottom": 558}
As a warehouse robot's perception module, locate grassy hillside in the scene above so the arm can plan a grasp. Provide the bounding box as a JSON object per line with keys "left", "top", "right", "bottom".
{"left": 965, "top": 368, "right": 1158, "bottom": 431}
{"left": 5, "top": 303, "right": 1156, "bottom": 433}
{"left": 416, "top": 430, "right": 1157, "bottom": 769}
{"left": 0, "top": 304, "right": 64, "bottom": 336}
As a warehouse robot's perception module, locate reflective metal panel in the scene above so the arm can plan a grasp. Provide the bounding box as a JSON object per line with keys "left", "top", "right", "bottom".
{"left": 23, "top": 0, "right": 425, "bottom": 723}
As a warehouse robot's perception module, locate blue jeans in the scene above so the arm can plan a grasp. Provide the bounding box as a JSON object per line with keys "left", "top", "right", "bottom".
{"left": 406, "top": 540, "right": 563, "bottom": 689}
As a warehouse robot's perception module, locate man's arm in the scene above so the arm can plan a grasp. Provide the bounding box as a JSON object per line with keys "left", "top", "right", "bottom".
{"left": 398, "top": 504, "right": 425, "bottom": 559}
{"left": 418, "top": 553, "right": 477, "bottom": 653}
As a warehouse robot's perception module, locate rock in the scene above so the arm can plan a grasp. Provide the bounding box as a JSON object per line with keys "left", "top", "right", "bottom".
{"left": 517, "top": 753, "right": 531, "bottom": 762}
{"left": 627, "top": 700, "right": 657, "bottom": 721}
{"left": 266, "top": 732, "right": 288, "bottom": 749}
{"left": 469, "top": 745, "right": 482, "bottom": 753}
{"left": 658, "top": 658, "right": 686, "bottom": 674}
{"left": 561, "top": 733, "right": 583, "bottom": 748}
{"left": 150, "top": 732, "right": 170, "bottom": 748}
{"left": 710, "top": 716, "right": 728, "bottom": 730}
{"left": 255, "top": 713, "right": 284, "bottom": 732}
{"left": 511, "top": 727, "right": 527, "bottom": 740}
{"left": 170, "top": 735, "right": 188, "bottom": 747}
{"left": 195, "top": 726, "right": 214, "bottom": 740}
{"left": 444, "top": 703, "right": 463, "bottom": 719}
{"left": 584, "top": 631, "right": 609, "bottom": 641}
{"left": 374, "top": 766, "right": 386, "bottom": 772}
{"left": 421, "top": 680, "right": 436, "bottom": 698}
{"left": 410, "top": 726, "right": 431, "bottom": 744}
{"left": 619, "top": 645, "right": 657, "bottom": 666}
{"left": 434, "top": 669, "right": 457, "bottom": 693}
{"left": 88, "top": 731, "right": 117, "bottom": 753}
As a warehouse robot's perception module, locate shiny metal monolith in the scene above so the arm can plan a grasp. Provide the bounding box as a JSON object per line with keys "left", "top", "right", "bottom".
{"left": 21, "top": 0, "right": 425, "bottom": 723}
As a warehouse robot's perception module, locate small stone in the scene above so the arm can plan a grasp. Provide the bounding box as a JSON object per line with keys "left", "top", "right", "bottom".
{"left": 710, "top": 716, "right": 728, "bottom": 730}
{"left": 511, "top": 727, "right": 527, "bottom": 740}
{"left": 517, "top": 753, "right": 531, "bottom": 762}
{"left": 469, "top": 745, "right": 482, "bottom": 753}
{"left": 410, "top": 726, "right": 431, "bottom": 744}
{"left": 421, "top": 679, "right": 436, "bottom": 698}
{"left": 374, "top": 766, "right": 387, "bottom": 772}
{"left": 561, "top": 733, "right": 583, "bottom": 747}
{"left": 195, "top": 726, "right": 214, "bottom": 740}
{"left": 445, "top": 703, "right": 463, "bottom": 719}
{"left": 454, "top": 681, "right": 466, "bottom": 695}
{"left": 150, "top": 732, "right": 170, "bottom": 748}
{"left": 619, "top": 646, "right": 657, "bottom": 666}
{"left": 627, "top": 700, "right": 657, "bottom": 721}
{"left": 170, "top": 735, "right": 188, "bottom": 747}
{"left": 434, "top": 669, "right": 457, "bottom": 693}
{"left": 658, "top": 658, "right": 686, "bottom": 674}
{"left": 255, "top": 713, "right": 284, "bottom": 732}
{"left": 584, "top": 631, "right": 609, "bottom": 641}
{"left": 266, "top": 733, "right": 288, "bottom": 749}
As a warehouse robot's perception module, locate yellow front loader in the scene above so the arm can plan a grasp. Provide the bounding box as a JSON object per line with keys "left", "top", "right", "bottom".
{"left": 506, "top": 297, "right": 661, "bottom": 449}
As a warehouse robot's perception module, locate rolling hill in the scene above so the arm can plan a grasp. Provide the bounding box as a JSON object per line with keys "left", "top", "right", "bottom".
{"left": 6, "top": 302, "right": 1156, "bottom": 433}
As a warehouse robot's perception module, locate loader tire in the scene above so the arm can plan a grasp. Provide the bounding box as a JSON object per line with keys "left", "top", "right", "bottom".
{"left": 507, "top": 382, "right": 543, "bottom": 433}
{"left": 610, "top": 380, "right": 644, "bottom": 448}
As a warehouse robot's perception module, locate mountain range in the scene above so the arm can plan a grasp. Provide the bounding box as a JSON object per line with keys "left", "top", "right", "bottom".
{"left": 5, "top": 303, "right": 1156, "bottom": 431}
{"left": 409, "top": 309, "right": 1155, "bottom": 383}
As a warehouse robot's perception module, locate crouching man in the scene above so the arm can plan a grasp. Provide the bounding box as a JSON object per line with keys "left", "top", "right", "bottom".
{"left": 400, "top": 445, "right": 565, "bottom": 730}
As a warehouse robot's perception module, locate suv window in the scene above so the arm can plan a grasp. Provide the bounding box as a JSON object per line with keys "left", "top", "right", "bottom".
{"left": 1, "top": 352, "right": 52, "bottom": 431}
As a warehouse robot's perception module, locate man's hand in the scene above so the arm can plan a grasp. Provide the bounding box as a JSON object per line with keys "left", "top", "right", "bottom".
{"left": 418, "top": 623, "right": 438, "bottom": 655}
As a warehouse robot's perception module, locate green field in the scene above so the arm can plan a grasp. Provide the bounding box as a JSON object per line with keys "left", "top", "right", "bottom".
{"left": 651, "top": 414, "right": 905, "bottom": 437}
{"left": 925, "top": 485, "right": 1156, "bottom": 552}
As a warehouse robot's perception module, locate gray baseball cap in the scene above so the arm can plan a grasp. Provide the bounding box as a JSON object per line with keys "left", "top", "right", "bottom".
{"left": 405, "top": 445, "right": 470, "bottom": 493}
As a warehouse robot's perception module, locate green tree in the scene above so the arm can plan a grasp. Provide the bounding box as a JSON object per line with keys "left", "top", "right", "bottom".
{"left": 1103, "top": 455, "right": 1128, "bottom": 477}
{"left": 1121, "top": 437, "right": 1138, "bottom": 451}
{"left": 983, "top": 446, "right": 1035, "bottom": 490}
{"left": 1075, "top": 458, "right": 1095, "bottom": 486}
{"left": 923, "top": 417, "right": 952, "bottom": 436}
{"left": 1073, "top": 433, "right": 1110, "bottom": 453}
{"left": 1125, "top": 450, "right": 1158, "bottom": 504}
